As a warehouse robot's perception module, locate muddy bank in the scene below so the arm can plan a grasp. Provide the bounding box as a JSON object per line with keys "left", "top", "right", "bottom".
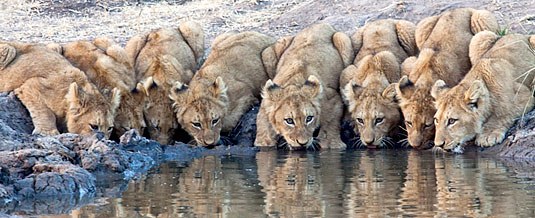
{"left": 0, "top": 92, "right": 258, "bottom": 215}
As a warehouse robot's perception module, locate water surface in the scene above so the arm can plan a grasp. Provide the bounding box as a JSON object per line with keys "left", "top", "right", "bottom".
{"left": 35, "top": 150, "right": 535, "bottom": 217}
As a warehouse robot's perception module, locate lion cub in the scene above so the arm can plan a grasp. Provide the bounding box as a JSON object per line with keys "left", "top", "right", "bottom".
{"left": 126, "top": 21, "right": 204, "bottom": 144}
{"left": 52, "top": 38, "right": 147, "bottom": 138}
{"left": 169, "top": 32, "right": 276, "bottom": 147}
{"left": 0, "top": 41, "right": 120, "bottom": 137}
{"left": 431, "top": 31, "right": 535, "bottom": 151}
{"left": 394, "top": 8, "right": 499, "bottom": 149}
{"left": 255, "top": 23, "right": 354, "bottom": 150}
{"left": 340, "top": 19, "right": 418, "bottom": 148}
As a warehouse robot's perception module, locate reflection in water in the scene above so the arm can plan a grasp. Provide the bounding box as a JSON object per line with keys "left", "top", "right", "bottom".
{"left": 36, "top": 150, "right": 535, "bottom": 218}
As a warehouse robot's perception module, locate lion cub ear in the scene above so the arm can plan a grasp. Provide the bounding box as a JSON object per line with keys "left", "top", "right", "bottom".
{"left": 109, "top": 87, "right": 122, "bottom": 113}
{"left": 262, "top": 79, "right": 284, "bottom": 102}
{"left": 169, "top": 80, "right": 189, "bottom": 107}
{"left": 342, "top": 80, "right": 363, "bottom": 105}
{"left": 211, "top": 77, "right": 228, "bottom": 103}
{"left": 131, "top": 82, "right": 148, "bottom": 104}
{"left": 303, "top": 75, "right": 323, "bottom": 99}
{"left": 382, "top": 83, "right": 398, "bottom": 102}
{"left": 395, "top": 75, "right": 415, "bottom": 100}
{"left": 464, "top": 80, "right": 486, "bottom": 110}
{"left": 431, "top": 80, "right": 449, "bottom": 100}
{"left": 66, "top": 82, "right": 87, "bottom": 114}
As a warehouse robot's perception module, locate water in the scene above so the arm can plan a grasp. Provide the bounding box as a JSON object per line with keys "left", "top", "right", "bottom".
{"left": 34, "top": 150, "right": 535, "bottom": 217}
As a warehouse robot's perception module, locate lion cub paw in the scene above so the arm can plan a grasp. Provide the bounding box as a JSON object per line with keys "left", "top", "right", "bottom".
{"left": 326, "top": 139, "right": 347, "bottom": 150}
{"left": 476, "top": 130, "right": 505, "bottom": 147}
{"left": 254, "top": 136, "right": 277, "bottom": 148}
{"left": 33, "top": 128, "right": 60, "bottom": 136}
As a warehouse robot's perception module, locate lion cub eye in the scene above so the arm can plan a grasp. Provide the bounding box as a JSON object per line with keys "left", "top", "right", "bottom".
{"left": 212, "top": 118, "right": 220, "bottom": 126}
{"left": 285, "top": 118, "right": 294, "bottom": 125}
{"left": 424, "top": 123, "right": 433, "bottom": 129}
{"left": 447, "top": 118, "right": 458, "bottom": 126}
{"left": 305, "top": 116, "right": 314, "bottom": 123}
{"left": 375, "top": 118, "right": 384, "bottom": 125}
{"left": 89, "top": 124, "right": 98, "bottom": 131}
{"left": 433, "top": 118, "right": 438, "bottom": 125}
{"left": 356, "top": 118, "right": 364, "bottom": 125}
{"left": 405, "top": 121, "right": 412, "bottom": 128}
{"left": 108, "top": 126, "right": 114, "bottom": 132}
{"left": 192, "top": 122, "right": 201, "bottom": 129}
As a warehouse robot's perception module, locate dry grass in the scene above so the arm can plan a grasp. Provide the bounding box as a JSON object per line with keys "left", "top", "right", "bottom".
{"left": 1, "top": 0, "right": 534, "bottom": 51}
{"left": 0, "top": 0, "right": 313, "bottom": 46}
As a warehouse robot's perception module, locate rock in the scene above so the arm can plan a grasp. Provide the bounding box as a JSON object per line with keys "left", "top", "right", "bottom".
{"left": 483, "top": 110, "right": 535, "bottom": 159}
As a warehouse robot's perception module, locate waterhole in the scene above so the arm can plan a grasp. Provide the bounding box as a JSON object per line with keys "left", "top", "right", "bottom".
{"left": 32, "top": 150, "right": 535, "bottom": 217}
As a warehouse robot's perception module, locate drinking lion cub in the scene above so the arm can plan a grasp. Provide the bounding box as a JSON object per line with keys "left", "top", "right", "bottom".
{"left": 169, "top": 32, "right": 276, "bottom": 147}
{"left": 395, "top": 8, "right": 499, "bottom": 149}
{"left": 432, "top": 31, "right": 535, "bottom": 151}
{"left": 340, "top": 19, "right": 418, "bottom": 148}
{"left": 255, "top": 23, "right": 354, "bottom": 150}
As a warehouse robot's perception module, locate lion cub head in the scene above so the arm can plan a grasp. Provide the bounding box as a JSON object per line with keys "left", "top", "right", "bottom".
{"left": 112, "top": 83, "right": 148, "bottom": 137}
{"left": 262, "top": 76, "right": 322, "bottom": 150}
{"left": 65, "top": 82, "right": 121, "bottom": 138}
{"left": 342, "top": 53, "right": 401, "bottom": 148}
{"left": 141, "top": 76, "right": 179, "bottom": 145}
{"left": 431, "top": 80, "right": 490, "bottom": 151}
{"left": 395, "top": 75, "right": 436, "bottom": 150}
{"left": 169, "top": 77, "right": 228, "bottom": 147}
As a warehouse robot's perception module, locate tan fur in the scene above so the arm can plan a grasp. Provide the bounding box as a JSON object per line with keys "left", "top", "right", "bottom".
{"left": 395, "top": 8, "right": 499, "bottom": 149}
{"left": 340, "top": 19, "right": 417, "bottom": 148}
{"left": 255, "top": 23, "right": 351, "bottom": 150}
{"left": 169, "top": 32, "right": 275, "bottom": 147}
{"left": 0, "top": 41, "right": 120, "bottom": 137}
{"left": 432, "top": 32, "right": 535, "bottom": 150}
{"left": 60, "top": 38, "right": 146, "bottom": 137}
{"left": 126, "top": 22, "right": 204, "bottom": 144}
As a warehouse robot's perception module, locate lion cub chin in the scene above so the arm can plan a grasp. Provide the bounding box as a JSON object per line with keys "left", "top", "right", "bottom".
{"left": 432, "top": 31, "right": 535, "bottom": 151}
{"left": 254, "top": 23, "right": 355, "bottom": 150}
{"left": 340, "top": 19, "right": 418, "bottom": 149}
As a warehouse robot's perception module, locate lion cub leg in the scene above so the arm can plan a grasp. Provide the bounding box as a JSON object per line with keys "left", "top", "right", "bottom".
{"left": 318, "top": 88, "right": 346, "bottom": 149}
{"left": 254, "top": 101, "right": 278, "bottom": 147}
{"left": 15, "top": 78, "right": 60, "bottom": 136}
{"left": 476, "top": 83, "right": 534, "bottom": 147}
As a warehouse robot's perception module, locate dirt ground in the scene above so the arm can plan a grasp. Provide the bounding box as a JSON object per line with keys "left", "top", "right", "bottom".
{"left": 1, "top": 0, "right": 534, "bottom": 49}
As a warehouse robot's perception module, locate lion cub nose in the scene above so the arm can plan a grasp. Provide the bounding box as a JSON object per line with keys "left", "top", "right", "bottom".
{"left": 363, "top": 138, "right": 375, "bottom": 145}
